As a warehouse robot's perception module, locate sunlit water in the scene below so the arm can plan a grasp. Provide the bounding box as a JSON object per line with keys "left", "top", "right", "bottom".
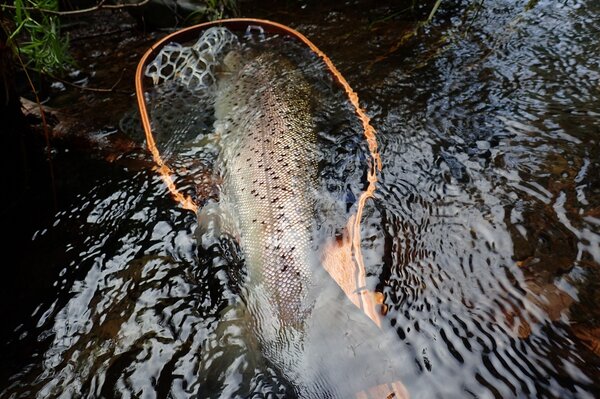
{"left": 2, "top": 1, "right": 599, "bottom": 398}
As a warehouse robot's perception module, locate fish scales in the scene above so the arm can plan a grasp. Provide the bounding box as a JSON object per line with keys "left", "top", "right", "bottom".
{"left": 216, "top": 52, "right": 317, "bottom": 325}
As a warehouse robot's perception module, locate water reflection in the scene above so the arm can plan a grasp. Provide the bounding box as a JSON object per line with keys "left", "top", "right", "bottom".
{"left": 2, "top": 0, "right": 600, "bottom": 398}
{"left": 362, "top": 0, "right": 600, "bottom": 396}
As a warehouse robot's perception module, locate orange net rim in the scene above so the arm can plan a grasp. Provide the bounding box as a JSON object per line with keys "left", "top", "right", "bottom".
{"left": 135, "top": 18, "right": 381, "bottom": 317}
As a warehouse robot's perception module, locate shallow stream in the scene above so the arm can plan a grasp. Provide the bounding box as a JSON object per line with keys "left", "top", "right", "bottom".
{"left": 1, "top": 1, "right": 599, "bottom": 398}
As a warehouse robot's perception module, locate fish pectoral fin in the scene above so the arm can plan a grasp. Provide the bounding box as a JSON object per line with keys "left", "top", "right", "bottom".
{"left": 321, "top": 233, "right": 384, "bottom": 327}
{"left": 196, "top": 201, "right": 245, "bottom": 290}
{"left": 196, "top": 201, "right": 240, "bottom": 245}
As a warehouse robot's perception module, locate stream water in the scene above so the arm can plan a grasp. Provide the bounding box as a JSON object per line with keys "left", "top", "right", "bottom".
{"left": 1, "top": 0, "right": 599, "bottom": 398}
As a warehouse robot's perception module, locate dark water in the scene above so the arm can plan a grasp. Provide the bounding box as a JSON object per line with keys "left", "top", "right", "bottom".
{"left": 2, "top": 0, "right": 599, "bottom": 398}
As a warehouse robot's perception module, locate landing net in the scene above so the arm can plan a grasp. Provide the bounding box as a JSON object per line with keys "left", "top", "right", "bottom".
{"left": 135, "top": 19, "right": 382, "bottom": 324}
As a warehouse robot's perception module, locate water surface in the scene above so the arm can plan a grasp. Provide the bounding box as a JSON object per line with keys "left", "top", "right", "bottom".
{"left": 1, "top": 1, "right": 599, "bottom": 398}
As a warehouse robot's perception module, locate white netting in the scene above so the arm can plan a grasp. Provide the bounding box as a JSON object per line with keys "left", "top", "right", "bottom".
{"left": 145, "top": 27, "right": 239, "bottom": 91}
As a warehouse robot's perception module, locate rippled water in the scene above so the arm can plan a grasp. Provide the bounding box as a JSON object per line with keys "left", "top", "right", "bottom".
{"left": 363, "top": 1, "right": 600, "bottom": 396}
{"left": 2, "top": 1, "right": 599, "bottom": 398}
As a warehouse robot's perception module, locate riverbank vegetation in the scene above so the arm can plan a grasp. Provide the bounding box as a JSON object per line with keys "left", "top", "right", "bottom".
{"left": 3, "top": 0, "right": 71, "bottom": 74}
{"left": 2, "top": 0, "right": 447, "bottom": 81}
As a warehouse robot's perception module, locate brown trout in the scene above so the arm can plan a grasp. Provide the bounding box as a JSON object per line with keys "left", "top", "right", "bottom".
{"left": 208, "top": 48, "right": 408, "bottom": 399}
{"left": 143, "top": 26, "right": 407, "bottom": 398}
{"left": 214, "top": 50, "right": 318, "bottom": 328}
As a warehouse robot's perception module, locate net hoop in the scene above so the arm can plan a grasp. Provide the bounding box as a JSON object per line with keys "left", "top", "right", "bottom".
{"left": 135, "top": 18, "right": 382, "bottom": 320}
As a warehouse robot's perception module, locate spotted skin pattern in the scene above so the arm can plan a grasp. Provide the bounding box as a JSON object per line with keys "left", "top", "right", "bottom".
{"left": 216, "top": 51, "right": 317, "bottom": 327}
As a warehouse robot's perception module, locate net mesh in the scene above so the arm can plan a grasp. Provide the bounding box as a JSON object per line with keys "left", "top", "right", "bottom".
{"left": 145, "top": 27, "right": 239, "bottom": 90}
{"left": 142, "top": 27, "right": 241, "bottom": 161}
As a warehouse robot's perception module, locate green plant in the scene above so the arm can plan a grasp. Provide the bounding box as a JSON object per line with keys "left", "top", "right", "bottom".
{"left": 185, "top": 0, "right": 238, "bottom": 23}
{"left": 426, "top": 0, "right": 442, "bottom": 23}
{"left": 3, "top": 0, "right": 72, "bottom": 74}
